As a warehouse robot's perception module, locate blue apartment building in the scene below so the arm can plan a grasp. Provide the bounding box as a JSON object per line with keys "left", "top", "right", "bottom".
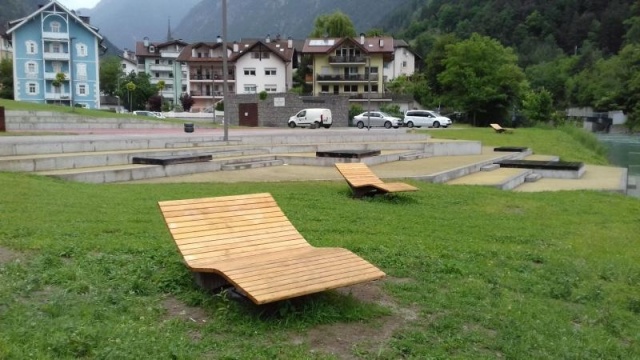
{"left": 7, "top": 0, "right": 104, "bottom": 109}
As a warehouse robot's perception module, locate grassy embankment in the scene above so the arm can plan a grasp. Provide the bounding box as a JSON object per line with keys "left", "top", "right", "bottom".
{"left": 0, "top": 126, "right": 638, "bottom": 358}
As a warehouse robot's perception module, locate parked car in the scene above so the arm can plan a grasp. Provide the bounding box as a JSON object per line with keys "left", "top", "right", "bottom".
{"left": 352, "top": 111, "right": 403, "bottom": 129}
{"left": 403, "top": 110, "right": 451, "bottom": 128}
{"left": 133, "top": 110, "right": 165, "bottom": 119}
{"left": 288, "top": 108, "right": 332, "bottom": 128}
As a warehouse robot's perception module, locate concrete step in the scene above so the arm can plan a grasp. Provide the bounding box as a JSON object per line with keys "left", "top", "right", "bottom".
{"left": 221, "top": 159, "right": 284, "bottom": 171}
{"left": 446, "top": 168, "right": 532, "bottom": 190}
{"left": 399, "top": 152, "right": 427, "bottom": 161}
{"left": 525, "top": 173, "right": 543, "bottom": 182}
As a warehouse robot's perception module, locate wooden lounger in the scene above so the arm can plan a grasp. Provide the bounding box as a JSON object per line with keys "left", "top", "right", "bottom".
{"left": 490, "top": 123, "right": 514, "bottom": 133}
{"left": 335, "top": 162, "right": 418, "bottom": 198}
{"left": 158, "top": 193, "right": 385, "bottom": 304}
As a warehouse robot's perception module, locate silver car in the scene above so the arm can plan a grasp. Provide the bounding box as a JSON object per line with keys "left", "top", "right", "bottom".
{"left": 403, "top": 110, "right": 452, "bottom": 128}
{"left": 353, "top": 111, "right": 403, "bottom": 129}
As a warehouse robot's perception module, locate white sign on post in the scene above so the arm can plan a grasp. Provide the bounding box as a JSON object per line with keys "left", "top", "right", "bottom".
{"left": 274, "top": 97, "right": 285, "bottom": 107}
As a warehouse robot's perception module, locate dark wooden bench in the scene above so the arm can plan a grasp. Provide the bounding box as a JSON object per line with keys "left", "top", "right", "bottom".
{"left": 335, "top": 162, "right": 418, "bottom": 198}
{"left": 158, "top": 193, "right": 385, "bottom": 304}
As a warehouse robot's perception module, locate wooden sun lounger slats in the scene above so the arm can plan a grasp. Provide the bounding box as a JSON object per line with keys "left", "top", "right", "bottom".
{"left": 158, "top": 193, "right": 385, "bottom": 304}
{"left": 490, "top": 123, "right": 514, "bottom": 133}
{"left": 334, "top": 162, "right": 418, "bottom": 198}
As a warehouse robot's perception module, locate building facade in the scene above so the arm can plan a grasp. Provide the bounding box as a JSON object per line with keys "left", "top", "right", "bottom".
{"left": 135, "top": 38, "right": 187, "bottom": 109}
{"left": 302, "top": 35, "right": 395, "bottom": 108}
{"left": 0, "top": 34, "right": 12, "bottom": 61}
{"left": 177, "top": 36, "right": 296, "bottom": 112}
{"left": 7, "top": 0, "right": 103, "bottom": 108}
{"left": 383, "top": 39, "right": 418, "bottom": 82}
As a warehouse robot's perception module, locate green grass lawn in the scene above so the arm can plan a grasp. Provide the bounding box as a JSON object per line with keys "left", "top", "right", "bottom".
{"left": 0, "top": 128, "right": 638, "bottom": 358}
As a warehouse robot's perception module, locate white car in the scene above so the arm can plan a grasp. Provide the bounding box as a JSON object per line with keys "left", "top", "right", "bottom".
{"left": 352, "top": 111, "right": 403, "bottom": 129}
{"left": 133, "top": 111, "right": 165, "bottom": 119}
{"left": 403, "top": 110, "right": 452, "bottom": 128}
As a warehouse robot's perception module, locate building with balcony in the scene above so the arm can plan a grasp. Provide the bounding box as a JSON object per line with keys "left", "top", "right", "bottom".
{"left": 383, "top": 39, "right": 419, "bottom": 82}
{"left": 302, "top": 35, "right": 395, "bottom": 107}
{"left": 177, "top": 35, "right": 297, "bottom": 112}
{"left": 0, "top": 33, "right": 12, "bottom": 60}
{"left": 135, "top": 38, "right": 188, "bottom": 109}
{"left": 6, "top": 0, "right": 104, "bottom": 108}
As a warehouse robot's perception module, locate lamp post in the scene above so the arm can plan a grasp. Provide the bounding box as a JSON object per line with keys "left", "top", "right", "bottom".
{"left": 222, "top": 0, "right": 229, "bottom": 141}
{"left": 69, "top": 37, "right": 75, "bottom": 111}
{"left": 367, "top": 56, "right": 371, "bottom": 131}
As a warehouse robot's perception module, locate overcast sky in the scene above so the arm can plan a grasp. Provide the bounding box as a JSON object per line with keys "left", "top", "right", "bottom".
{"left": 57, "top": 0, "right": 100, "bottom": 10}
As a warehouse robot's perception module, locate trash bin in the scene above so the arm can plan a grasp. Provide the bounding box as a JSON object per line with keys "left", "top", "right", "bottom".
{"left": 184, "top": 123, "right": 194, "bottom": 133}
{"left": 0, "top": 106, "right": 5, "bottom": 132}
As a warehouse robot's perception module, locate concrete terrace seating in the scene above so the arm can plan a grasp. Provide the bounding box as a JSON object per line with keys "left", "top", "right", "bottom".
{"left": 158, "top": 193, "right": 385, "bottom": 304}
{"left": 490, "top": 123, "right": 514, "bottom": 134}
{"left": 335, "top": 162, "right": 418, "bottom": 198}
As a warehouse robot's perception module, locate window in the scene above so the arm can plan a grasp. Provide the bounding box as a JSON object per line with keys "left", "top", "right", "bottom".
{"left": 364, "top": 84, "right": 379, "bottom": 92}
{"left": 27, "top": 82, "right": 38, "bottom": 95}
{"left": 51, "top": 42, "right": 61, "bottom": 53}
{"left": 26, "top": 41, "right": 37, "bottom": 54}
{"left": 251, "top": 52, "right": 270, "bottom": 59}
{"left": 25, "top": 62, "right": 38, "bottom": 78}
{"left": 265, "top": 84, "right": 277, "bottom": 93}
{"left": 343, "top": 85, "right": 358, "bottom": 93}
{"left": 50, "top": 21, "right": 61, "bottom": 32}
{"left": 402, "top": 61, "right": 407, "bottom": 68}
{"left": 155, "top": 72, "right": 160, "bottom": 78}
{"left": 244, "top": 84, "right": 257, "bottom": 93}
{"left": 244, "top": 68, "right": 256, "bottom": 76}
{"left": 52, "top": 62, "right": 62, "bottom": 73}
{"left": 78, "top": 84, "right": 87, "bottom": 96}
{"left": 265, "top": 68, "right": 276, "bottom": 76}
{"left": 321, "top": 85, "right": 329, "bottom": 93}
{"left": 155, "top": 59, "right": 160, "bottom": 64}
{"left": 76, "top": 43, "right": 88, "bottom": 57}
{"left": 76, "top": 63, "right": 87, "bottom": 80}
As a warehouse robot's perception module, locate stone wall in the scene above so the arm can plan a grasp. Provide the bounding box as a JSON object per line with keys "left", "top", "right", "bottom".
{"left": 225, "top": 93, "right": 350, "bottom": 127}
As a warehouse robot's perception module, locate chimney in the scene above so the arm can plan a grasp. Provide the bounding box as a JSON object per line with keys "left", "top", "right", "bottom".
{"left": 233, "top": 41, "right": 239, "bottom": 53}
{"left": 216, "top": 35, "right": 222, "bottom": 44}
{"left": 143, "top": 37, "right": 149, "bottom": 47}
{"left": 379, "top": 38, "right": 384, "bottom": 47}
{"left": 266, "top": 34, "right": 271, "bottom": 43}
{"left": 360, "top": 33, "right": 365, "bottom": 45}
{"left": 287, "top": 37, "right": 293, "bottom": 49}
{"left": 191, "top": 48, "right": 196, "bottom": 57}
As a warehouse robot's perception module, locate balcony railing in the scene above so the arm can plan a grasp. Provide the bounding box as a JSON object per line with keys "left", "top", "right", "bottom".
{"left": 190, "top": 90, "right": 234, "bottom": 97}
{"left": 45, "top": 92, "right": 71, "bottom": 100}
{"left": 149, "top": 64, "right": 173, "bottom": 71}
{"left": 42, "top": 32, "right": 68, "bottom": 40}
{"left": 190, "top": 73, "right": 235, "bottom": 81}
{"left": 316, "top": 74, "right": 379, "bottom": 82}
{"left": 44, "top": 71, "right": 70, "bottom": 80}
{"left": 43, "top": 52, "right": 70, "bottom": 61}
{"left": 328, "top": 55, "right": 366, "bottom": 64}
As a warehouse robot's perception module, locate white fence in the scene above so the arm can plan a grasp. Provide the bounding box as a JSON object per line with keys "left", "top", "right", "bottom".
{"left": 162, "top": 110, "right": 225, "bottom": 123}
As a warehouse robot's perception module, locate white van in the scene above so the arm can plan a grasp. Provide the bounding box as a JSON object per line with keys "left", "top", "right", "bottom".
{"left": 288, "top": 108, "right": 332, "bottom": 129}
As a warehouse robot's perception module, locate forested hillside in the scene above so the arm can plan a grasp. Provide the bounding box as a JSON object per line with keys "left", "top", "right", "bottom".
{"left": 384, "top": 0, "right": 633, "bottom": 65}
{"left": 0, "top": 0, "right": 42, "bottom": 32}
{"left": 378, "top": 0, "right": 640, "bottom": 129}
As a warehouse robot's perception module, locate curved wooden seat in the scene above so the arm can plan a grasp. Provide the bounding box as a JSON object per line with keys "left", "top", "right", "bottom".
{"left": 335, "top": 162, "right": 418, "bottom": 198}
{"left": 159, "top": 193, "right": 385, "bottom": 304}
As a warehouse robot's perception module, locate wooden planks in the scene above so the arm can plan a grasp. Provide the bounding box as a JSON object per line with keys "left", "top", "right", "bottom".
{"left": 490, "top": 123, "right": 514, "bottom": 133}
{"left": 334, "top": 162, "right": 418, "bottom": 198}
{"left": 158, "top": 193, "right": 385, "bottom": 304}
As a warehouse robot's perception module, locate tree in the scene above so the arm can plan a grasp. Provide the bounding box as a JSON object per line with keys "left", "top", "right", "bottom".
{"left": 309, "top": 11, "right": 356, "bottom": 37}
{"left": 99, "top": 56, "right": 123, "bottom": 96}
{"left": 51, "top": 72, "right": 66, "bottom": 105}
{"left": 438, "top": 33, "right": 528, "bottom": 126}
{"left": 180, "top": 93, "right": 194, "bottom": 112}
{"left": 0, "top": 59, "right": 13, "bottom": 100}
{"left": 522, "top": 88, "right": 554, "bottom": 124}
{"left": 125, "top": 81, "right": 136, "bottom": 112}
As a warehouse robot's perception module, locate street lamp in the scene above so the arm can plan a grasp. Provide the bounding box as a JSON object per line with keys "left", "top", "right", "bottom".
{"left": 69, "top": 37, "right": 75, "bottom": 111}
{"left": 221, "top": 0, "right": 229, "bottom": 141}
{"left": 367, "top": 56, "right": 371, "bottom": 131}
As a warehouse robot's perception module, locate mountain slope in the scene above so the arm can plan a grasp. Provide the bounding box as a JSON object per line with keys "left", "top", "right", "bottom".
{"left": 79, "top": 0, "right": 200, "bottom": 50}
{"left": 0, "top": 0, "right": 43, "bottom": 32}
{"left": 174, "top": 0, "right": 412, "bottom": 42}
